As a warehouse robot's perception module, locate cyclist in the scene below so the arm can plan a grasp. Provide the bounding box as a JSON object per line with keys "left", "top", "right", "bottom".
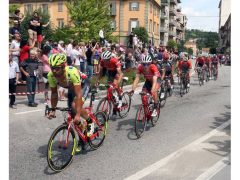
{"left": 195, "top": 54, "right": 206, "bottom": 81}
{"left": 130, "top": 55, "right": 161, "bottom": 117}
{"left": 46, "top": 54, "right": 93, "bottom": 137}
{"left": 161, "top": 52, "right": 174, "bottom": 89}
{"left": 205, "top": 55, "right": 212, "bottom": 78}
{"left": 211, "top": 54, "right": 219, "bottom": 78}
{"left": 96, "top": 50, "right": 123, "bottom": 117}
{"left": 178, "top": 54, "right": 192, "bottom": 88}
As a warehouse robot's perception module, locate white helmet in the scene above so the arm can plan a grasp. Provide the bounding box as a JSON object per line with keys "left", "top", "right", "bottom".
{"left": 101, "top": 51, "right": 112, "bottom": 60}
{"left": 142, "top": 55, "right": 152, "bottom": 64}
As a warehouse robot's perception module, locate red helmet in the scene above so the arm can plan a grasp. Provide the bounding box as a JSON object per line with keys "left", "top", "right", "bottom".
{"left": 163, "top": 52, "right": 169, "bottom": 60}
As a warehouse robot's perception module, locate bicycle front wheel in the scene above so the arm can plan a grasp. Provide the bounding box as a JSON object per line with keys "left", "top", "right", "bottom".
{"left": 135, "top": 105, "right": 147, "bottom": 138}
{"left": 88, "top": 111, "right": 108, "bottom": 150}
{"left": 96, "top": 97, "right": 112, "bottom": 119}
{"left": 119, "top": 92, "right": 131, "bottom": 118}
{"left": 47, "top": 124, "right": 76, "bottom": 172}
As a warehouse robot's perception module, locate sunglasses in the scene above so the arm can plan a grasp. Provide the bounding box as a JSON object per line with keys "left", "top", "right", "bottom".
{"left": 51, "top": 66, "right": 63, "bottom": 71}
{"left": 142, "top": 63, "right": 150, "bottom": 67}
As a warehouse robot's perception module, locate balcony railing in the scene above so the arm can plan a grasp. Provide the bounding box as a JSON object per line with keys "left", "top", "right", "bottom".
{"left": 170, "top": 0, "right": 177, "bottom": 5}
{"left": 169, "top": 30, "right": 176, "bottom": 36}
{"left": 169, "top": 7, "right": 177, "bottom": 16}
{"left": 169, "top": 19, "right": 177, "bottom": 26}
{"left": 160, "top": 12, "right": 168, "bottom": 19}
{"left": 176, "top": 7, "right": 181, "bottom": 12}
{"left": 161, "top": 0, "right": 169, "bottom": 6}
{"left": 176, "top": 25, "right": 183, "bottom": 31}
{"left": 160, "top": 26, "right": 168, "bottom": 32}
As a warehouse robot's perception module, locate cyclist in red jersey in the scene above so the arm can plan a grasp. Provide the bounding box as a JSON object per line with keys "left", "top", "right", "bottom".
{"left": 130, "top": 55, "right": 161, "bottom": 117}
{"left": 97, "top": 50, "right": 123, "bottom": 111}
{"left": 178, "top": 55, "right": 192, "bottom": 88}
{"left": 195, "top": 54, "right": 206, "bottom": 81}
{"left": 205, "top": 55, "right": 212, "bottom": 77}
{"left": 211, "top": 54, "right": 219, "bottom": 77}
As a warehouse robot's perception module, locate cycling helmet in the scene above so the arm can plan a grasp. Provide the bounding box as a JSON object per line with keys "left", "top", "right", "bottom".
{"left": 101, "top": 51, "right": 112, "bottom": 60}
{"left": 163, "top": 52, "right": 169, "bottom": 60}
{"left": 142, "top": 55, "right": 152, "bottom": 64}
{"left": 49, "top": 54, "right": 67, "bottom": 67}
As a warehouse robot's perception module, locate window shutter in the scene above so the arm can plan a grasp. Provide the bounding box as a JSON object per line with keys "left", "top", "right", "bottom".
{"left": 112, "top": 1, "right": 116, "bottom": 15}
{"left": 129, "top": 2, "right": 132, "bottom": 11}
{"left": 137, "top": 2, "right": 139, "bottom": 11}
{"left": 129, "top": 21, "right": 131, "bottom": 33}
{"left": 137, "top": 20, "right": 139, "bottom": 27}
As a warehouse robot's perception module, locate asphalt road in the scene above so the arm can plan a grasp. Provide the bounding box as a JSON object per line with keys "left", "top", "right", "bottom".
{"left": 9, "top": 65, "right": 231, "bottom": 180}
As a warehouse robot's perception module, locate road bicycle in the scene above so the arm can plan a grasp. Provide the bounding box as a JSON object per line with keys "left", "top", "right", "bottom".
{"left": 134, "top": 92, "right": 161, "bottom": 138}
{"left": 46, "top": 89, "right": 108, "bottom": 172}
{"left": 179, "top": 72, "right": 190, "bottom": 97}
{"left": 96, "top": 77, "right": 131, "bottom": 119}
{"left": 196, "top": 67, "right": 204, "bottom": 86}
{"left": 212, "top": 64, "right": 218, "bottom": 80}
{"left": 163, "top": 75, "right": 173, "bottom": 97}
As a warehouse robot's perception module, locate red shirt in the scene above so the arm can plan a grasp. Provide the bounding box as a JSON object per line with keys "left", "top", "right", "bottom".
{"left": 205, "top": 57, "right": 211, "bottom": 64}
{"left": 178, "top": 60, "right": 192, "bottom": 71}
{"left": 20, "top": 45, "right": 30, "bottom": 62}
{"left": 196, "top": 57, "right": 205, "bottom": 65}
{"left": 100, "top": 57, "right": 121, "bottom": 71}
{"left": 137, "top": 64, "right": 160, "bottom": 82}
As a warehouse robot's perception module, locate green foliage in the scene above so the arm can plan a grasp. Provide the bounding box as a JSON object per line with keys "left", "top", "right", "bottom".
{"left": 133, "top": 27, "right": 149, "bottom": 44}
{"left": 51, "top": 26, "right": 76, "bottom": 42}
{"left": 187, "top": 48, "right": 193, "bottom": 55}
{"left": 209, "top": 47, "right": 217, "bottom": 54}
{"left": 19, "top": 8, "right": 53, "bottom": 41}
{"left": 9, "top": 4, "right": 20, "bottom": 14}
{"left": 167, "top": 40, "right": 177, "bottom": 50}
{"left": 65, "top": 0, "right": 113, "bottom": 42}
{"left": 185, "top": 29, "right": 219, "bottom": 50}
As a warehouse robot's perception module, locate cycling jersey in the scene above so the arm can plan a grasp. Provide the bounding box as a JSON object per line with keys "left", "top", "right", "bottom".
{"left": 196, "top": 57, "right": 205, "bottom": 66}
{"left": 178, "top": 60, "right": 192, "bottom": 72}
{"left": 205, "top": 57, "right": 211, "bottom": 65}
{"left": 100, "top": 57, "right": 121, "bottom": 71}
{"left": 137, "top": 64, "right": 161, "bottom": 82}
{"left": 211, "top": 57, "right": 219, "bottom": 64}
{"left": 48, "top": 66, "right": 81, "bottom": 88}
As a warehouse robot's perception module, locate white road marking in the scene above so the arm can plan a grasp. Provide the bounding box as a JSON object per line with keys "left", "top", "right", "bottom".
{"left": 124, "top": 120, "right": 230, "bottom": 180}
{"left": 14, "top": 109, "right": 43, "bottom": 115}
{"left": 195, "top": 156, "right": 230, "bottom": 180}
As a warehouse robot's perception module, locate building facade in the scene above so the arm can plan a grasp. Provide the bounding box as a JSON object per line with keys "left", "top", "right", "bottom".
{"left": 218, "top": 0, "right": 231, "bottom": 53}
{"left": 184, "top": 39, "right": 197, "bottom": 56}
{"left": 159, "top": 0, "right": 186, "bottom": 47}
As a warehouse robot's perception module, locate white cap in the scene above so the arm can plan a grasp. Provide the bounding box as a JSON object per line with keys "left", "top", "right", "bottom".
{"left": 59, "top": 40, "right": 64, "bottom": 44}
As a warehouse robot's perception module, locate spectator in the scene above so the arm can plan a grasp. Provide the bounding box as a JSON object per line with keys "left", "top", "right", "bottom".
{"left": 99, "top": 29, "right": 105, "bottom": 46}
{"left": 66, "top": 39, "right": 74, "bottom": 57}
{"left": 9, "top": 53, "right": 20, "bottom": 109}
{"left": 28, "top": 11, "right": 40, "bottom": 46}
{"left": 9, "top": 33, "right": 21, "bottom": 64}
{"left": 58, "top": 40, "right": 66, "bottom": 54}
{"left": 9, "top": 20, "right": 20, "bottom": 38}
{"left": 133, "top": 34, "right": 138, "bottom": 48}
{"left": 79, "top": 42, "right": 87, "bottom": 73}
{"left": 51, "top": 42, "right": 59, "bottom": 54}
{"left": 85, "top": 44, "right": 94, "bottom": 79}
{"left": 13, "top": 9, "right": 25, "bottom": 30}
{"left": 19, "top": 39, "right": 36, "bottom": 63}
{"left": 70, "top": 41, "right": 81, "bottom": 70}
{"left": 19, "top": 49, "right": 42, "bottom": 107}
{"left": 129, "top": 32, "right": 134, "bottom": 48}
{"left": 125, "top": 52, "right": 136, "bottom": 69}
{"left": 40, "top": 46, "right": 51, "bottom": 104}
{"left": 36, "top": 21, "right": 49, "bottom": 49}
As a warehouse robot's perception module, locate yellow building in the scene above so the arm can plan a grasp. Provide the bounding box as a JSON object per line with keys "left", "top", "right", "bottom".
{"left": 184, "top": 39, "right": 197, "bottom": 56}
{"left": 9, "top": 0, "right": 161, "bottom": 46}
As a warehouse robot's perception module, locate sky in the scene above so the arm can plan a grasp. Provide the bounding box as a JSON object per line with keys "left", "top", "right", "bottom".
{"left": 181, "top": 0, "right": 220, "bottom": 32}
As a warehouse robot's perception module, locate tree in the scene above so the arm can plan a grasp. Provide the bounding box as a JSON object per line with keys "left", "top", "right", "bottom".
{"left": 19, "top": 8, "right": 52, "bottom": 41}
{"left": 132, "top": 27, "right": 148, "bottom": 44}
{"left": 9, "top": 4, "right": 20, "bottom": 14}
{"left": 187, "top": 48, "right": 193, "bottom": 55}
{"left": 209, "top": 47, "right": 217, "bottom": 54}
{"left": 167, "top": 40, "right": 177, "bottom": 51}
{"left": 65, "top": 0, "right": 113, "bottom": 42}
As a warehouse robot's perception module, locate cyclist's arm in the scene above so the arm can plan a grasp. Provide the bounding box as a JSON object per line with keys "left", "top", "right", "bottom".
{"left": 161, "top": 68, "right": 165, "bottom": 80}
{"left": 116, "top": 67, "right": 123, "bottom": 85}
{"left": 73, "top": 84, "right": 83, "bottom": 118}
{"left": 151, "top": 76, "right": 158, "bottom": 94}
{"left": 132, "top": 73, "right": 140, "bottom": 91}
{"left": 50, "top": 87, "right": 58, "bottom": 109}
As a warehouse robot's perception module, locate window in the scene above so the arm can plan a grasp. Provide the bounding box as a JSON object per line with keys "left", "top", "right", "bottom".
{"left": 58, "top": 2, "right": 63, "bottom": 12}
{"left": 129, "top": 19, "right": 139, "bottom": 32}
{"left": 109, "top": 2, "right": 116, "bottom": 15}
{"left": 111, "top": 20, "right": 116, "bottom": 31}
{"left": 129, "top": 2, "right": 139, "bottom": 11}
{"left": 149, "top": 20, "right": 152, "bottom": 32}
{"left": 24, "top": 4, "right": 33, "bottom": 14}
{"left": 57, "top": 18, "right": 64, "bottom": 28}
{"left": 42, "top": 4, "right": 48, "bottom": 13}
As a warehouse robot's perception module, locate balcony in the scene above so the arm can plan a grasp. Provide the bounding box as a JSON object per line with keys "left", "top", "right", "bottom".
{"left": 161, "top": 0, "right": 169, "bottom": 6}
{"left": 176, "top": 7, "right": 181, "bottom": 12}
{"left": 176, "top": 25, "right": 183, "bottom": 31}
{"left": 169, "top": 30, "right": 176, "bottom": 37}
{"left": 169, "top": 19, "right": 177, "bottom": 26}
{"left": 176, "top": 16, "right": 181, "bottom": 21}
{"left": 160, "top": 12, "right": 168, "bottom": 19}
{"left": 160, "top": 26, "right": 168, "bottom": 33}
{"left": 177, "top": 0, "right": 182, "bottom": 3}
{"left": 170, "top": 0, "right": 177, "bottom": 5}
{"left": 169, "top": 7, "right": 177, "bottom": 16}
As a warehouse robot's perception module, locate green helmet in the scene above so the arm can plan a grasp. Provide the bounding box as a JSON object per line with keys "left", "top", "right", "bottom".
{"left": 49, "top": 54, "right": 67, "bottom": 67}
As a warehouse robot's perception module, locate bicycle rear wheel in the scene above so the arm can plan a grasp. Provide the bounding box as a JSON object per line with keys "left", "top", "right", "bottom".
{"left": 47, "top": 124, "right": 76, "bottom": 172}
{"left": 119, "top": 92, "right": 131, "bottom": 118}
{"left": 96, "top": 97, "right": 112, "bottom": 119}
{"left": 88, "top": 111, "right": 108, "bottom": 150}
{"left": 135, "top": 105, "right": 147, "bottom": 138}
